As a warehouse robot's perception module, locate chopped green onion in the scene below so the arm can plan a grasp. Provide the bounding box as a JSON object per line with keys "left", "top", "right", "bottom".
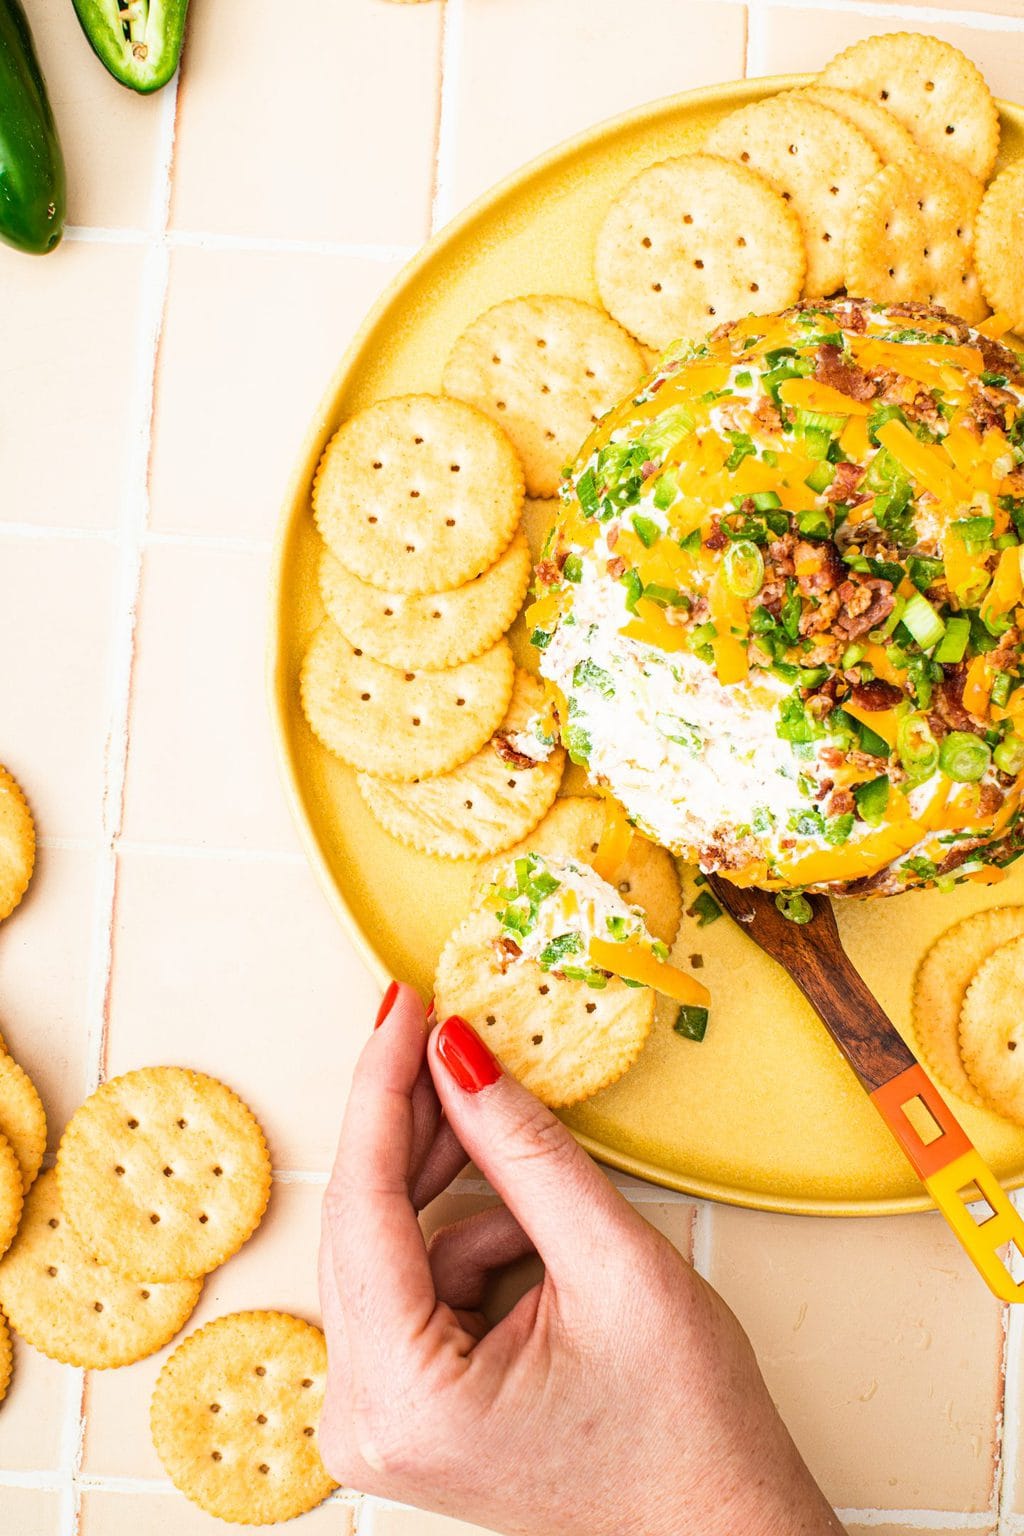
{"left": 750, "top": 490, "right": 782, "bottom": 511}
{"left": 994, "top": 733, "right": 1024, "bottom": 776}
{"left": 724, "top": 431, "right": 757, "bottom": 471}
{"left": 901, "top": 592, "right": 946, "bottom": 651}
{"left": 572, "top": 659, "right": 615, "bottom": 696}
{"left": 796, "top": 507, "right": 832, "bottom": 539}
{"left": 775, "top": 892, "right": 813, "bottom": 924}
{"left": 643, "top": 583, "right": 687, "bottom": 608}
{"left": 679, "top": 528, "right": 702, "bottom": 554}
{"left": 688, "top": 890, "right": 722, "bottom": 927}
{"left": 621, "top": 568, "right": 643, "bottom": 612}
{"left": 854, "top": 774, "right": 890, "bottom": 825}
{"left": 939, "top": 731, "right": 991, "bottom": 783}
{"left": 652, "top": 469, "right": 678, "bottom": 511}
{"left": 824, "top": 812, "right": 854, "bottom": 845}
{"left": 576, "top": 468, "right": 599, "bottom": 517}
{"left": 734, "top": 370, "right": 753, "bottom": 388}
{"left": 897, "top": 713, "right": 939, "bottom": 780}
{"left": 907, "top": 555, "right": 945, "bottom": 593}
{"left": 804, "top": 461, "right": 836, "bottom": 495}
{"left": 933, "top": 615, "right": 970, "bottom": 665}
{"left": 562, "top": 553, "right": 583, "bottom": 584}
{"left": 631, "top": 514, "right": 661, "bottom": 548}
{"left": 857, "top": 721, "right": 891, "bottom": 758}
{"left": 841, "top": 643, "right": 865, "bottom": 668}
{"left": 724, "top": 539, "right": 765, "bottom": 599}
{"left": 529, "top": 627, "right": 552, "bottom": 650}
{"left": 992, "top": 671, "right": 1013, "bottom": 708}
{"left": 673, "top": 1004, "right": 709, "bottom": 1042}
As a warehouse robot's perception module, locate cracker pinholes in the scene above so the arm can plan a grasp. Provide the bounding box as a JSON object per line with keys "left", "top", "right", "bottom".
{"left": 313, "top": 394, "right": 524, "bottom": 595}
{"left": 976, "top": 164, "right": 1024, "bottom": 333}
{"left": 912, "top": 907, "right": 1024, "bottom": 1107}
{"left": 358, "top": 670, "right": 565, "bottom": 858}
{"left": 0, "top": 1309, "right": 10, "bottom": 1404}
{"left": 442, "top": 296, "right": 645, "bottom": 497}
{"left": 595, "top": 154, "right": 805, "bottom": 350}
{"left": 151, "top": 1311, "right": 337, "bottom": 1525}
{"left": 485, "top": 795, "right": 682, "bottom": 947}
{"left": 0, "top": 1051, "right": 46, "bottom": 1192}
{"left": 960, "top": 934, "right": 1024, "bottom": 1123}
{"left": 56, "top": 1068, "right": 272, "bottom": 1282}
{"left": 435, "top": 903, "right": 655, "bottom": 1108}
{"left": 0, "top": 766, "right": 35, "bottom": 923}
{"left": 845, "top": 155, "right": 986, "bottom": 321}
{"left": 301, "top": 621, "right": 514, "bottom": 781}
{"left": 821, "top": 31, "right": 999, "bottom": 182}
{"left": 318, "top": 528, "right": 531, "bottom": 672}
{"left": 0, "top": 1171, "right": 201, "bottom": 1368}
{"left": 705, "top": 96, "right": 879, "bottom": 297}
{"left": 0, "top": 1134, "right": 22, "bottom": 1261}
{"left": 801, "top": 85, "right": 918, "bottom": 165}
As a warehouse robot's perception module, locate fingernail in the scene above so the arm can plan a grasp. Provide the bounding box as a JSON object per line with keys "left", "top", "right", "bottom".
{"left": 436, "top": 1016, "right": 502, "bottom": 1093}
{"left": 374, "top": 980, "right": 400, "bottom": 1031}
{"left": 426, "top": 998, "right": 436, "bottom": 1025}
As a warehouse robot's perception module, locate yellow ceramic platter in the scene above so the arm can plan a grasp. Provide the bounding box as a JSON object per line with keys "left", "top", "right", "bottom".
{"left": 270, "top": 74, "right": 1024, "bottom": 1215}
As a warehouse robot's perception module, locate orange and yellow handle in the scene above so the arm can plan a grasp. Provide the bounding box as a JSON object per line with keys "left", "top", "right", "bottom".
{"left": 871, "top": 1065, "right": 1024, "bottom": 1303}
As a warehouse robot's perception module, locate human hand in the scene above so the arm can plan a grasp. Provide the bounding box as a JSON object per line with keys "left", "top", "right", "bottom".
{"left": 319, "top": 983, "right": 843, "bottom": 1536}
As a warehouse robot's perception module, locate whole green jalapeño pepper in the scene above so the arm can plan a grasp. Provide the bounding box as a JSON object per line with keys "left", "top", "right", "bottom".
{"left": 0, "top": 0, "right": 66, "bottom": 254}
{"left": 72, "top": 0, "right": 189, "bottom": 94}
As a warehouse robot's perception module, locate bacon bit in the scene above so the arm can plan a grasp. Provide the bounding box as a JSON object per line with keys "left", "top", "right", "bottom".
{"left": 904, "top": 390, "right": 944, "bottom": 432}
{"left": 978, "top": 782, "right": 1005, "bottom": 817}
{"left": 830, "top": 460, "right": 867, "bottom": 504}
{"left": 937, "top": 839, "right": 990, "bottom": 877}
{"left": 813, "top": 777, "right": 835, "bottom": 802}
{"left": 813, "top": 343, "right": 878, "bottom": 403}
{"left": 978, "top": 333, "right": 1024, "bottom": 384}
{"left": 820, "top": 746, "right": 846, "bottom": 769}
{"left": 927, "top": 710, "right": 949, "bottom": 742}
{"left": 641, "top": 459, "right": 658, "bottom": 481}
{"left": 491, "top": 935, "right": 523, "bottom": 972}
{"left": 703, "top": 518, "right": 728, "bottom": 551}
{"left": 535, "top": 558, "right": 562, "bottom": 586}
{"left": 779, "top": 837, "right": 797, "bottom": 850}
{"left": 752, "top": 396, "right": 781, "bottom": 431}
{"left": 606, "top": 523, "right": 620, "bottom": 550}
{"left": 795, "top": 538, "right": 844, "bottom": 596}
{"left": 827, "top": 787, "right": 856, "bottom": 818}
{"left": 768, "top": 532, "right": 797, "bottom": 576}
{"left": 709, "top": 319, "right": 739, "bottom": 344}
{"left": 606, "top": 555, "right": 627, "bottom": 579}
{"left": 838, "top": 301, "right": 868, "bottom": 333}
{"left": 936, "top": 665, "right": 976, "bottom": 730}
{"left": 850, "top": 678, "right": 904, "bottom": 711}
{"left": 834, "top": 577, "right": 895, "bottom": 640}
{"left": 492, "top": 735, "right": 538, "bottom": 771}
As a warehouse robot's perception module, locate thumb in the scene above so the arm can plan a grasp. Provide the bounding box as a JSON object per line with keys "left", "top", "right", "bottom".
{"left": 426, "top": 1015, "right": 638, "bottom": 1286}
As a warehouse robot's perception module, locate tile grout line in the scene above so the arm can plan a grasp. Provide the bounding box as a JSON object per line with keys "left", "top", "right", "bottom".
{"left": 67, "top": 72, "right": 183, "bottom": 1536}
{"left": 690, "top": 1197, "right": 715, "bottom": 1277}
{"left": 430, "top": 0, "right": 464, "bottom": 234}
{"left": 833, "top": 1512, "right": 995, "bottom": 1529}
{"left": 747, "top": 0, "right": 1024, "bottom": 30}
{"left": 65, "top": 223, "right": 417, "bottom": 262}
{"left": 995, "top": 1195, "right": 1024, "bottom": 1531}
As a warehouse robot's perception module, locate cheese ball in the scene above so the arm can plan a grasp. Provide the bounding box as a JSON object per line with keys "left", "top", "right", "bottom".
{"left": 532, "top": 299, "right": 1024, "bottom": 896}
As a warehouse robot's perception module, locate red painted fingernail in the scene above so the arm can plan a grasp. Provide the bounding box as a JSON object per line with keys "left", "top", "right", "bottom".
{"left": 436, "top": 1016, "right": 502, "bottom": 1093}
{"left": 374, "top": 980, "right": 400, "bottom": 1031}
{"left": 426, "top": 998, "right": 436, "bottom": 1025}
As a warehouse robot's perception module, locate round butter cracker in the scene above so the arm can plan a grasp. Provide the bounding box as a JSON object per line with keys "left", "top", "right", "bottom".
{"left": 976, "top": 163, "right": 1024, "bottom": 333}
{"left": 482, "top": 795, "right": 682, "bottom": 948}
{"left": 0, "top": 1134, "right": 22, "bottom": 1262}
{"left": 801, "top": 84, "right": 918, "bottom": 165}
{"left": 442, "top": 295, "right": 645, "bottom": 498}
{"left": 318, "top": 528, "right": 531, "bottom": 672}
{"left": 151, "top": 1311, "right": 337, "bottom": 1525}
{"left": 912, "top": 906, "right": 1024, "bottom": 1108}
{"left": 313, "top": 394, "right": 524, "bottom": 595}
{"left": 301, "top": 621, "right": 514, "bottom": 781}
{"left": 845, "top": 154, "right": 986, "bottom": 321}
{"left": 595, "top": 153, "right": 805, "bottom": 350}
{"left": 435, "top": 903, "right": 655, "bottom": 1109}
{"left": 0, "top": 1051, "right": 46, "bottom": 1192}
{"left": 704, "top": 96, "right": 879, "bottom": 297}
{"left": 0, "top": 1171, "right": 201, "bottom": 1369}
{"left": 0, "top": 766, "right": 35, "bottom": 924}
{"left": 959, "top": 934, "right": 1024, "bottom": 1123}
{"left": 358, "top": 670, "right": 565, "bottom": 859}
{"left": 57, "top": 1067, "right": 272, "bottom": 1282}
{"left": 820, "top": 31, "right": 999, "bottom": 182}
{"left": 0, "top": 1309, "right": 10, "bottom": 1404}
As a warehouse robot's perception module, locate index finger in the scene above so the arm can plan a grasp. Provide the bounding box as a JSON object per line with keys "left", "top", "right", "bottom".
{"left": 324, "top": 983, "right": 436, "bottom": 1368}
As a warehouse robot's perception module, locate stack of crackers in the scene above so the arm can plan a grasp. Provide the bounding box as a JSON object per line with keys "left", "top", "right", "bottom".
{"left": 302, "top": 296, "right": 652, "bottom": 862}
{"left": 597, "top": 33, "right": 1015, "bottom": 343}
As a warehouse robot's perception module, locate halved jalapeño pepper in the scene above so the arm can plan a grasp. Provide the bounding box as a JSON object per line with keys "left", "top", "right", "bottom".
{"left": 72, "top": 0, "right": 189, "bottom": 93}
{"left": 0, "top": 0, "right": 66, "bottom": 254}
